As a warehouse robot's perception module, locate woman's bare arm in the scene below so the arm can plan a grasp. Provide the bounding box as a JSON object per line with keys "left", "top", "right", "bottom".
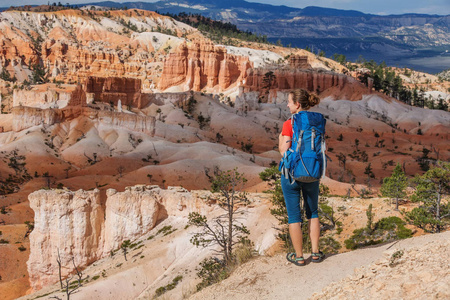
{"left": 279, "top": 134, "right": 291, "bottom": 156}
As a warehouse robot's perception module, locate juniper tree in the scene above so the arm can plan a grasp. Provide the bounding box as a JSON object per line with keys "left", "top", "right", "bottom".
{"left": 364, "top": 163, "right": 375, "bottom": 182}
{"left": 188, "top": 169, "right": 250, "bottom": 264}
{"left": 121, "top": 240, "right": 131, "bottom": 261}
{"left": 405, "top": 161, "right": 450, "bottom": 233}
{"left": 381, "top": 163, "right": 408, "bottom": 210}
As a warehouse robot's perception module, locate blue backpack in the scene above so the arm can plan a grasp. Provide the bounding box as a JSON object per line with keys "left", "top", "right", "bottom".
{"left": 279, "top": 111, "right": 327, "bottom": 183}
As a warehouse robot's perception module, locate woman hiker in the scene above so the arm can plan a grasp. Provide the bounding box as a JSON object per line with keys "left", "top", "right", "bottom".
{"left": 278, "top": 88, "right": 326, "bottom": 266}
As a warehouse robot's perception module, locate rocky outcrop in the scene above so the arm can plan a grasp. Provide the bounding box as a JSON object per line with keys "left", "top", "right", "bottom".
{"left": 288, "top": 55, "right": 311, "bottom": 69}
{"left": 12, "top": 85, "right": 77, "bottom": 109}
{"left": 84, "top": 77, "right": 142, "bottom": 108}
{"left": 158, "top": 41, "right": 252, "bottom": 91}
{"left": 243, "top": 68, "right": 368, "bottom": 100}
{"left": 96, "top": 111, "right": 156, "bottom": 135}
{"left": 244, "top": 68, "right": 349, "bottom": 92}
{"left": 11, "top": 105, "right": 156, "bottom": 134}
{"left": 0, "top": 9, "right": 198, "bottom": 86}
{"left": 27, "top": 185, "right": 215, "bottom": 291}
{"left": 27, "top": 189, "right": 104, "bottom": 291}
{"left": 102, "top": 187, "right": 161, "bottom": 255}
{"left": 12, "top": 106, "right": 60, "bottom": 132}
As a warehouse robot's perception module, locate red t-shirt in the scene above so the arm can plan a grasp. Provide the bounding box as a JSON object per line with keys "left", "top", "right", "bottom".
{"left": 281, "top": 119, "right": 293, "bottom": 138}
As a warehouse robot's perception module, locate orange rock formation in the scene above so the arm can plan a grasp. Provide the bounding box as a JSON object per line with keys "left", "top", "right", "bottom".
{"left": 158, "top": 41, "right": 252, "bottom": 91}
{"left": 84, "top": 77, "right": 142, "bottom": 107}
{"left": 288, "top": 55, "right": 311, "bottom": 69}
{"left": 243, "top": 68, "right": 370, "bottom": 100}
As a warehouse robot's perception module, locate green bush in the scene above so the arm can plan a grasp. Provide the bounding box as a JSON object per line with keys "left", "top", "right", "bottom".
{"left": 319, "top": 236, "right": 341, "bottom": 254}
{"left": 344, "top": 216, "right": 412, "bottom": 250}
{"left": 404, "top": 162, "right": 450, "bottom": 233}
{"left": 196, "top": 258, "right": 228, "bottom": 291}
{"left": 155, "top": 275, "right": 183, "bottom": 297}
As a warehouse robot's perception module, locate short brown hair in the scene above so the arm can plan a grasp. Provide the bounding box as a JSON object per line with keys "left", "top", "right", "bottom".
{"left": 289, "top": 89, "right": 320, "bottom": 110}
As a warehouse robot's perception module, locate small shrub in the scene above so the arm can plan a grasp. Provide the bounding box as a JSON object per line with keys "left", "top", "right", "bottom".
{"left": 345, "top": 216, "right": 412, "bottom": 250}
{"left": 156, "top": 225, "right": 177, "bottom": 236}
{"left": 195, "top": 258, "right": 228, "bottom": 291}
{"left": 233, "top": 238, "right": 254, "bottom": 265}
{"left": 389, "top": 250, "right": 404, "bottom": 267}
{"left": 319, "top": 236, "right": 341, "bottom": 254}
{"left": 18, "top": 245, "right": 26, "bottom": 251}
{"left": 155, "top": 275, "right": 183, "bottom": 297}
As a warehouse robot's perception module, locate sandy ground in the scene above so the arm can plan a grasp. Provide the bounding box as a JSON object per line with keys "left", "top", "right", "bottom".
{"left": 189, "top": 230, "right": 450, "bottom": 300}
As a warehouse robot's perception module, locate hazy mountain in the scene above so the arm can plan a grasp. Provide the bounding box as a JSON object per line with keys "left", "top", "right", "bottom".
{"left": 72, "top": 0, "right": 449, "bottom": 72}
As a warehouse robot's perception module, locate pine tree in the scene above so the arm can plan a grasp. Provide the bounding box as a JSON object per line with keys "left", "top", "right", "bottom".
{"left": 405, "top": 162, "right": 450, "bottom": 233}
{"left": 381, "top": 164, "right": 408, "bottom": 210}
{"left": 188, "top": 169, "right": 249, "bottom": 263}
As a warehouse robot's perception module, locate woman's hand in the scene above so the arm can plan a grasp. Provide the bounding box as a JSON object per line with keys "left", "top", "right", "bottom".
{"left": 279, "top": 134, "right": 291, "bottom": 156}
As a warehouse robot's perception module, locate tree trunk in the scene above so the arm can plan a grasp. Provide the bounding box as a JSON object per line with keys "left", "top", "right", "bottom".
{"left": 227, "top": 200, "right": 233, "bottom": 263}
{"left": 436, "top": 183, "right": 441, "bottom": 233}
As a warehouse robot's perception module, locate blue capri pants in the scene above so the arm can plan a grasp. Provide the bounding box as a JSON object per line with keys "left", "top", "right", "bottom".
{"left": 281, "top": 176, "right": 319, "bottom": 224}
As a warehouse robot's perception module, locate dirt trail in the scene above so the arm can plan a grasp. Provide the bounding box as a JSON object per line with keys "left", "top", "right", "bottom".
{"left": 189, "top": 231, "right": 450, "bottom": 300}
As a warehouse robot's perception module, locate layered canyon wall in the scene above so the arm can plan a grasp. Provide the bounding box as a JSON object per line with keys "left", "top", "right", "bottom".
{"left": 12, "top": 106, "right": 156, "bottom": 134}
{"left": 27, "top": 189, "right": 105, "bottom": 291}
{"left": 13, "top": 87, "right": 72, "bottom": 109}
{"left": 158, "top": 41, "right": 252, "bottom": 91}
{"left": 243, "top": 68, "right": 364, "bottom": 96}
{"left": 0, "top": 9, "right": 193, "bottom": 83}
{"left": 84, "top": 77, "right": 143, "bottom": 108}
{"left": 27, "top": 185, "right": 214, "bottom": 291}
{"left": 12, "top": 106, "right": 61, "bottom": 132}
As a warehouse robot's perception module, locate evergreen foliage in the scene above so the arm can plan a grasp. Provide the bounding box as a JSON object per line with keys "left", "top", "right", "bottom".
{"left": 120, "top": 240, "right": 131, "bottom": 261}
{"left": 162, "top": 12, "right": 269, "bottom": 45}
{"left": 381, "top": 164, "right": 408, "bottom": 210}
{"left": 345, "top": 205, "right": 412, "bottom": 250}
{"left": 404, "top": 161, "right": 450, "bottom": 233}
{"left": 189, "top": 169, "right": 253, "bottom": 291}
{"left": 188, "top": 169, "right": 250, "bottom": 263}
{"left": 30, "top": 63, "right": 48, "bottom": 84}
{"left": 0, "top": 68, "right": 13, "bottom": 82}
{"left": 352, "top": 58, "right": 448, "bottom": 111}
{"left": 332, "top": 53, "right": 347, "bottom": 65}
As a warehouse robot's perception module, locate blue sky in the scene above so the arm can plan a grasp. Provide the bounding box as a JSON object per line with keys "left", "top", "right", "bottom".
{"left": 0, "top": 0, "right": 449, "bottom": 15}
